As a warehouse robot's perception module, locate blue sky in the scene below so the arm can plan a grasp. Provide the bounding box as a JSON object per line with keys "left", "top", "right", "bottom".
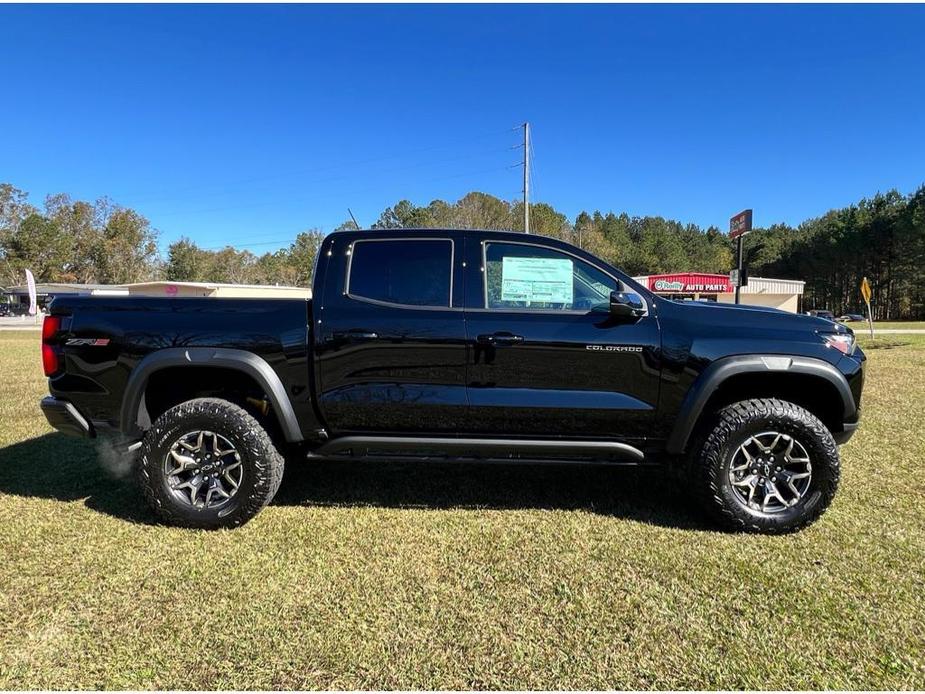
{"left": 2, "top": 4, "right": 924, "bottom": 254}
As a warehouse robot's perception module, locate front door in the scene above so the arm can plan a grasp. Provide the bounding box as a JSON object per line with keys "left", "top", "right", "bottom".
{"left": 463, "top": 238, "right": 661, "bottom": 442}
{"left": 315, "top": 234, "right": 467, "bottom": 435}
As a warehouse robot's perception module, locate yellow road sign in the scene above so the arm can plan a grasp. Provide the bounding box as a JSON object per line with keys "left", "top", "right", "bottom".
{"left": 861, "top": 277, "right": 872, "bottom": 304}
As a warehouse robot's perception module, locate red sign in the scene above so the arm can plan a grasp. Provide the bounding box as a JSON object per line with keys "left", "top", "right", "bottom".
{"left": 647, "top": 273, "right": 733, "bottom": 294}
{"left": 729, "top": 209, "right": 753, "bottom": 239}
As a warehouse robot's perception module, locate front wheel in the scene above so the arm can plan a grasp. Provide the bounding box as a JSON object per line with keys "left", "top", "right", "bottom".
{"left": 691, "top": 398, "right": 840, "bottom": 534}
{"left": 137, "top": 398, "right": 285, "bottom": 529}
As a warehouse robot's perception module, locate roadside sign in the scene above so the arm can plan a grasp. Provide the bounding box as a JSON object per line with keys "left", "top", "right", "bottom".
{"left": 729, "top": 209, "right": 753, "bottom": 240}
{"left": 730, "top": 209, "right": 753, "bottom": 304}
{"left": 729, "top": 269, "right": 740, "bottom": 287}
{"left": 861, "top": 276, "right": 874, "bottom": 338}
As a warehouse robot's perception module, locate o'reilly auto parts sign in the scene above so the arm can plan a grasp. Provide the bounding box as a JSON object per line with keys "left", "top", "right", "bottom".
{"left": 649, "top": 273, "right": 733, "bottom": 293}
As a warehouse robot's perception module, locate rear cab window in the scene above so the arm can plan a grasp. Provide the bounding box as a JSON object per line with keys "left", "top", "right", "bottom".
{"left": 347, "top": 238, "right": 454, "bottom": 308}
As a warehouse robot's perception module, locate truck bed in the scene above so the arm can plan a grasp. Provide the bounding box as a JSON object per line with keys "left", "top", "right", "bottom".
{"left": 46, "top": 295, "right": 314, "bottom": 434}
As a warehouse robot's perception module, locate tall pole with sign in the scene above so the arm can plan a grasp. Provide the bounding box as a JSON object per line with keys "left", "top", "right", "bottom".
{"left": 729, "top": 209, "right": 752, "bottom": 305}
{"left": 861, "top": 276, "right": 873, "bottom": 338}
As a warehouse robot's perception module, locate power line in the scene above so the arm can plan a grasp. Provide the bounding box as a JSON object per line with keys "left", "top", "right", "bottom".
{"left": 112, "top": 127, "right": 517, "bottom": 205}
{"left": 201, "top": 238, "right": 301, "bottom": 251}
{"left": 181, "top": 163, "right": 515, "bottom": 251}
{"left": 156, "top": 123, "right": 530, "bottom": 253}
{"left": 151, "top": 147, "right": 514, "bottom": 219}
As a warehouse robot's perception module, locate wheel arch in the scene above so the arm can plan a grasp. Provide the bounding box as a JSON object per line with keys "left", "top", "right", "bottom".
{"left": 666, "top": 355, "right": 856, "bottom": 455}
{"left": 121, "top": 348, "right": 304, "bottom": 443}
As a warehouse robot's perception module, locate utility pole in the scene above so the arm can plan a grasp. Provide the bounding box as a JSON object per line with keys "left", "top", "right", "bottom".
{"left": 523, "top": 122, "right": 530, "bottom": 234}
{"left": 734, "top": 235, "right": 744, "bottom": 304}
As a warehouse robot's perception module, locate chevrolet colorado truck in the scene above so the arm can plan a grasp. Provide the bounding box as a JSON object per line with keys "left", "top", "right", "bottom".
{"left": 39, "top": 229, "right": 865, "bottom": 532}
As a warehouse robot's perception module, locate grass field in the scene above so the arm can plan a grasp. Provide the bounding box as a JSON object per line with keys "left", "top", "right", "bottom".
{"left": 870, "top": 321, "right": 925, "bottom": 331}
{"left": 1, "top": 331, "right": 923, "bottom": 689}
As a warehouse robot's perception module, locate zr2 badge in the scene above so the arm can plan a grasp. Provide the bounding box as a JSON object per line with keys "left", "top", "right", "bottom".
{"left": 65, "top": 338, "right": 111, "bottom": 347}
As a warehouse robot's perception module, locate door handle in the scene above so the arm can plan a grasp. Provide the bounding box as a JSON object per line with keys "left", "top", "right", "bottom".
{"left": 477, "top": 332, "right": 524, "bottom": 346}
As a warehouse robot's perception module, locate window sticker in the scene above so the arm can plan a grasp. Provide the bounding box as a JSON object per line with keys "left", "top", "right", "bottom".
{"left": 500, "top": 256, "right": 574, "bottom": 305}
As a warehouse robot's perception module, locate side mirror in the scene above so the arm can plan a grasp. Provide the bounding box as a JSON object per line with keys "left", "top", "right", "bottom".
{"left": 610, "top": 291, "right": 646, "bottom": 319}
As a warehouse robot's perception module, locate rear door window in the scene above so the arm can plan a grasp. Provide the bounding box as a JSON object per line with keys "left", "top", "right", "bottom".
{"left": 348, "top": 239, "right": 453, "bottom": 308}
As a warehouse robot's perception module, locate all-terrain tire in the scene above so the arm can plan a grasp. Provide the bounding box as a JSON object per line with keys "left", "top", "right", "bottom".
{"left": 137, "top": 397, "right": 284, "bottom": 529}
{"left": 691, "top": 398, "right": 840, "bottom": 534}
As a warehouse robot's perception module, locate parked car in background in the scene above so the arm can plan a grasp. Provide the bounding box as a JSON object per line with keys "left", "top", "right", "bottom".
{"left": 0, "top": 303, "right": 28, "bottom": 317}
{"left": 838, "top": 314, "right": 865, "bottom": 322}
{"left": 807, "top": 309, "right": 836, "bottom": 321}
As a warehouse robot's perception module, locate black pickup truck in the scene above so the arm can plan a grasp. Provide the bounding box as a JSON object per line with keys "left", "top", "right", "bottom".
{"left": 40, "top": 229, "right": 865, "bottom": 533}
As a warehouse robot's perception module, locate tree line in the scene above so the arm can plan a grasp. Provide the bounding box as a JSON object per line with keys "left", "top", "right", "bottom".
{"left": 360, "top": 188, "right": 925, "bottom": 319}
{"left": 2, "top": 182, "right": 923, "bottom": 318}
{"left": 163, "top": 232, "right": 325, "bottom": 287}
{"left": 0, "top": 183, "right": 325, "bottom": 289}
{"left": 0, "top": 184, "right": 159, "bottom": 286}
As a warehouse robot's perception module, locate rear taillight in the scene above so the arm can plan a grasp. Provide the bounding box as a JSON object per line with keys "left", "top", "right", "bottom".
{"left": 42, "top": 315, "right": 61, "bottom": 376}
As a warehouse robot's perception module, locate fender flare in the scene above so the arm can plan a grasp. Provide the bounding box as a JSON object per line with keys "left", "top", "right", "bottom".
{"left": 120, "top": 347, "right": 304, "bottom": 443}
{"left": 665, "top": 354, "right": 856, "bottom": 455}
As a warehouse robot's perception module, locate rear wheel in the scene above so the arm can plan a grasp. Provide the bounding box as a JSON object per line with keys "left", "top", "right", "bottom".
{"left": 137, "top": 397, "right": 284, "bottom": 529}
{"left": 691, "top": 398, "right": 840, "bottom": 534}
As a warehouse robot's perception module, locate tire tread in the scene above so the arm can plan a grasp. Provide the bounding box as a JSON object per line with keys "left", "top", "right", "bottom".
{"left": 136, "top": 397, "right": 284, "bottom": 529}
{"left": 692, "top": 397, "right": 840, "bottom": 534}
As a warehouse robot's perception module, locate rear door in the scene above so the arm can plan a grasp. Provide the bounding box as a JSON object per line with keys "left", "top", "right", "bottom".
{"left": 462, "top": 236, "right": 661, "bottom": 442}
{"left": 315, "top": 233, "right": 468, "bottom": 434}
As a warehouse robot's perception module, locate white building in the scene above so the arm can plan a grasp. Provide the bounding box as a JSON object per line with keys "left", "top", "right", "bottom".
{"left": 632, "top": 272, "right": 805, "bottom": 313}
{"left": 122, "top": 281, "right": 311, "bottom": 299}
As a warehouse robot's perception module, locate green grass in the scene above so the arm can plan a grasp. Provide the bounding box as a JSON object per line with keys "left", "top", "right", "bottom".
{"left": 856, "top": 333, "right": 925, "bottom": 350}
{"left": 870, "top": 321, "right": 925, "bottom": 331}
{"left": 1, "top": 331, "right": 923, "bottom": 689}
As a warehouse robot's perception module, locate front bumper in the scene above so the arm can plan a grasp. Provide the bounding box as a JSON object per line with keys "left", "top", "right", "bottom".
{"left": 40, "top": 396, "right": 95, "bottom": 438}
{"left": 833, "top": 420, "right": 860, "bottom": 445}
{"left": 832, "top": 352, "right": 865, "bottom": 446}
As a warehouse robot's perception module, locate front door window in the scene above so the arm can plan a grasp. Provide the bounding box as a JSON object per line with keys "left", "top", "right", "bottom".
{"left": 484, "top": 242, "right": 617, "bottom": 312}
